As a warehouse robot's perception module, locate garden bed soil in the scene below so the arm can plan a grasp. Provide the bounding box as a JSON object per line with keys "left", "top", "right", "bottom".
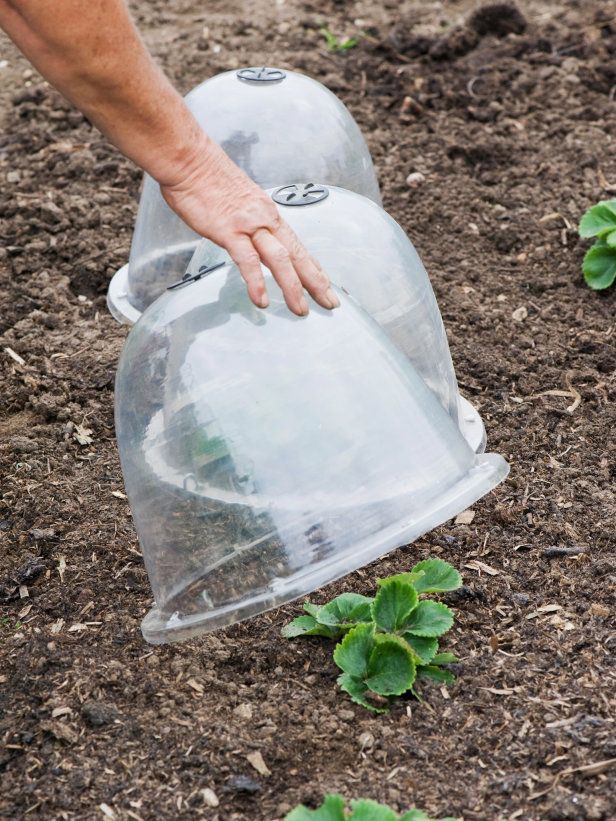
{"left": 1, "top": 0, "right": 615, "bottom": 818}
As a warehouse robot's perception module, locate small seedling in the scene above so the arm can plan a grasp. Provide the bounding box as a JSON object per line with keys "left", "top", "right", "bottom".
{"left": 282, "top": 559, "right": 461, "bottom": 712}
{"left": 578, "top": 199, "right": 616, "bottom": 289}
{"left": 285, "top": 793, "right": 458, "bottom": 820}
{"left": 320, "top": 27, "right": 359, "bottom": 52}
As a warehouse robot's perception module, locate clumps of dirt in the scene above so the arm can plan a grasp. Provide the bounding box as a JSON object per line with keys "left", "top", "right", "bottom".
{"left": 384, "top": 1, "right": 527, "bottom": 62}
{"left": 467, "top": 2, "right": 528, "bottom": 38}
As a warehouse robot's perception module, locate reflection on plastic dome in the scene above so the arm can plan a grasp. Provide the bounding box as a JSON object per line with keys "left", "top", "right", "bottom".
{"left": 188, "top": 184, "right": 462, "bottom": 429}
{"left": 108, "top": 67, "right": 381, "bottom": 322}
{"left": 115, "top": 263, "right": 509, "bottom": 644}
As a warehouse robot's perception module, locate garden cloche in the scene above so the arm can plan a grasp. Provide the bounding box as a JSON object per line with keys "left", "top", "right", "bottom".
{"left": 188, "top": 183, "right": 486, "bottom": 452}
{"left": 115, "top": 261, "right": 509, "bottom": 644}
{"left": 107, "top": 67, "right": 381, "bottom": 324}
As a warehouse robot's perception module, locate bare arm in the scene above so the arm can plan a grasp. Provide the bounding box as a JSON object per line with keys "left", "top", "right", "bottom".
{"left": 0, "top": 0, "right": 338, "bottom": 315}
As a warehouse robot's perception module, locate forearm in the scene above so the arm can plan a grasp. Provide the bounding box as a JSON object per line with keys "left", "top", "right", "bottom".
{"left": 0, "top": 0, "right": 208, "bottom": 185}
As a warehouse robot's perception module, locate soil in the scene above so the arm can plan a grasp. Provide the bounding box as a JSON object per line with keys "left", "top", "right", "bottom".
{"left": 1, "top": 0, "right": 616, "bottom": 819}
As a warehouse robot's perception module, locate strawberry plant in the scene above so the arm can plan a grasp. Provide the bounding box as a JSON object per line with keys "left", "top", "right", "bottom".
{"left": 578, "top": 199, "right": 616, "bottom": 289}
{"left": 285, "top": 794, "right": 458, "bottom": 820}
{"left": 282, "top": 559, "right": 461, "bottom": 712}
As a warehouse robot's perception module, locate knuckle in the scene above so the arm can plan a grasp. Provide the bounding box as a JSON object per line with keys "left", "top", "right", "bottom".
{"left": 272, "top": 246, "right": 291, "bottom": 265}
{"left": 235, "top": 250, "right": 261, "bottom": 269}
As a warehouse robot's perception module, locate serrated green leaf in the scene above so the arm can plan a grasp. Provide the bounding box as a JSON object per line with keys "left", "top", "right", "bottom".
{"left": 399, "top": 812, "right": 431, "bottom": 821}
{"left": 431, "top": 652, "right": 458, "bottom": 665}
{"left": 303, "top": 601, "right": 322, "bottom": 618}
{"left": 410, "top": 559, "right": 462, "bottom": 594}
{"left": 337, "top": 673, "right": 387, "bottom": 713}
{"left": 377, "top": 570, "right": 424, "bottom": 588}
{"left": 404, "top": 635, "right": 439, "bottom": 664}
{"left": 606, "top": 230, "right": 616, "bottom": 249}
{"left": 316, "top": 593, "right": 373, "bottom": 628}
{"left": 281, "top": 615, "right": 338, "bottom": 639}
{"left": 583, "top": 243, "right": 616, "bottom": 289}
{"left": 350, "top": 799, "right": 398, "bottom": 821}
{"left": 404, "top": 601, "right": 454, "bottom": 638}
{"left": 418, "top": 665, "right": 456, "bottom": 685}
{"left": 333, "top": 623, "right": 374, "bottom": 678}
{"left": 365, "top": 633, "right": 416, "bottom": 696}
{"left": 285, "top": 793, "right": 347, "bottom": 821}
{"left": 579, "top": 201, "right": 616, "bottom": 238}
{"left": 371, "top": 578, "right": 418, "bottom": 632}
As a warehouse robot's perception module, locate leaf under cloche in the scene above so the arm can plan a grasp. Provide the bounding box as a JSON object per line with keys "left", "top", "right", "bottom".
{"left": 281, "top": 615, "right": 338, "bottom": 639}
{"left": 403, "top": 601, "right": 454, "bottom": 638}
{"left": 579, "top": 200, "right": 616, "bottom": 238}
{"left": 371, "top": 578, "right": 418, "bottom": 633}
{"left": 316, "top": 593, "right": 374, "bottom": 629}
{"left": 583, "top": 243, "right": 616, "bottom": 290}
{"left": 409, "top": 559, "right": 462, "bottom": 594}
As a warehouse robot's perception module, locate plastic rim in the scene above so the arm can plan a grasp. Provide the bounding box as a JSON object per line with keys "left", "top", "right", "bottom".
{"left": 106, "top": 264, "right": 141, "bottom": 326}
{"left": 140, "top": 452, "right": 508, "bottom": 643}
{"left": 458, "top": 395, "right": 487, "bottom": 454}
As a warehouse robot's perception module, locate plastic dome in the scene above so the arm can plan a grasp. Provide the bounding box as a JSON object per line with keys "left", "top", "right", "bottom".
{"left": 187, "top": 183, "right": 484, "bottom": 451}
{"left": 115, "top": 262, "right": 509, "bottom": 644}
{"left": 107, "top": 67, "right": 381, "bottom": 324}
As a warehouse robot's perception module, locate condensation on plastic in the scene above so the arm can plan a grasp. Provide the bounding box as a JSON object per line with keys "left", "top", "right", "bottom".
{"left": 115, "top": 263, "right": 509, "bottom": 644}
{"left": 120, "top": 68, "right": 381, "bottom": 316}
{"left": 188, "top": 184, "right": 461, "bottom": 424}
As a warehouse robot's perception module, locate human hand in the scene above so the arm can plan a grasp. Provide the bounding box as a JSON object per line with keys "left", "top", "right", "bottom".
{"left": 160, "top": 135, "right": 339, "bottom": 316}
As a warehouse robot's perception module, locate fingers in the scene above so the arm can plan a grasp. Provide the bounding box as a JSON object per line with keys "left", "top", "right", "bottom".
{"left": 227, "top": 235, "right": 269, "bottom": 309}
{"left": 251, "top": 228, "right": 309, "bottom": 316}
{"left": 273, "top": 222, "right": 339, "bottom": 310}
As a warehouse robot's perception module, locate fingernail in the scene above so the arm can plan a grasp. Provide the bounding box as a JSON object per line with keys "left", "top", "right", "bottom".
{"left": 325, "top": 288, "right": 340, "bottom": 309}
{"left": 259, "top": 293, "right": 269, "bottom": 308}
{"left": 299, "top": 297, "right": 309, "bottom": 315}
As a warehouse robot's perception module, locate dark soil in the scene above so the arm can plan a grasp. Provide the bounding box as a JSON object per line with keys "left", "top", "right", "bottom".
{"left": 1, "top": 1, "right": 616, "bottom": 819}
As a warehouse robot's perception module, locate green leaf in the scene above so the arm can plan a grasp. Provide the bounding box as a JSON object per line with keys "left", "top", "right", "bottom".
{"left": 418, "top": 665, "right": 456, "bottom": 685}
{"left": 404, "top": 635, "right": 439, "bottom": 664}
{"left": 377, "top": 570, "right": 424, "bottom": 588}
{"left": 337, "top": 673, "right": 386, "bottom": 713}
{"left": 409, "top": 559, "right": 462, "bottom": 594}
{"left": 333, "top": 623, "right": 374, "bottom": 678}
{"left": 404, "top": 601, "right": 454, "bottom": 638}
{"left": 316, "top": 593, "right": 373, "bottom": 628}
{"left": 371, "top": 578, "right": 418, "bottom": 632}
{"left": 606, "top": 230, "right": 616, "bottom": 249}
{"left": 399, "top": 812, "right": 431, "bottom": 821}
{"left": 365, "top": 634, "right": 416, "bottom": 696}
{"left": 583, "top": 243, "right": 616, "bottom": 290}
{"left": 303, "top": 601, "right": 322, "bottom": 618}
{"left": 431, "top": 652, "right": 458, "bottom": 665}
{"left": 285, "top": 794, "right": 347, "bottom": 821}
{"left": 350, "top": 799, "right": 398, "bottom": 821}
{"left": 579, "top": 201, "right": 616, "bottom": 238}
{"left": 281, "top": 615, "right": 337, "bottom": 639}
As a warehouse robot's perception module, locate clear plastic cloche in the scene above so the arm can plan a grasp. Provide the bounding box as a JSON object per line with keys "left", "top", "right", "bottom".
{"left": 187, "top": 183, "right": 484, "bottom": 451}
{"left": 107, "top": 67, "right": 381, "bottom": 324}
{"left": 115, "top": 262, "right": 509, "bottom": 644}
